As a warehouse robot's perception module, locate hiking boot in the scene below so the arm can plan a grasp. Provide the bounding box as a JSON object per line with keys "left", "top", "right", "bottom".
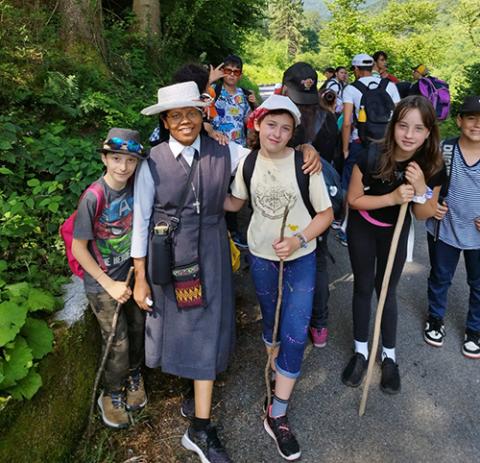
{"left": 126, "top": 370, "right": 147, "bottom": 411}
{"left": 309, "top": 326, "right": 328, "bottom": 348}
{"left": 181, "top": 396, "right": 195, "bottom": 420}
{"left": 341, "top": 353, "right": 367, "bottom": 387}
{"left": 462, "top": 329, "right": 480, "bottom": 359}
{"left": 264, "top": 407, "right": 301, "bottom": 461}
{"left": 335, "top": 230, "right": 348, "bottom": 247}
{"left": 380, "top": 357, "right": 401, "bottom": 394}
{"left": 97, "top": 391, "right": 129, "bottom": 429}
{"left": 424, "top": 315, "right": 446, "bottom": 347}
{"left": 181, "top": 423, "right": 232, "bottom": 463}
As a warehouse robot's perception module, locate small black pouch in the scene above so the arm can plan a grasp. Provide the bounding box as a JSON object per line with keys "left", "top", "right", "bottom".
{"left": 151, "top": 223, "right": 172, "bottom": 285}
{"left": 171, "top": 261, "right": 205, "bottom": 309}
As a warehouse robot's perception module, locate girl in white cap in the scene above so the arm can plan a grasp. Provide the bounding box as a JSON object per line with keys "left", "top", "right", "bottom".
{"left": 225, "top": 95, "right": 333, "bottom": 461}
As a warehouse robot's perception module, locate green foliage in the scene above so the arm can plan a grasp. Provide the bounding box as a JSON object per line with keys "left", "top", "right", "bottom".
{"left": 269, "top": 0, "right": 306, "bottom": 57}
{"left": 0, "top": 266, "right": 56, "bottom": 400}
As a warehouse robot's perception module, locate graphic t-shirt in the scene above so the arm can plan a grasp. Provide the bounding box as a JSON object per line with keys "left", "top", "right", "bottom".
{"left": 356, "top": 146, "right": 446, "bottom": 226}
{"left": 74, "top": 177, "right": 134, "bottom": 293}
{"left": 231, "top": 150, "right": 332, "bottom": 261}
{"left": 212, "top": 86, "right": 251, "bottom": 146}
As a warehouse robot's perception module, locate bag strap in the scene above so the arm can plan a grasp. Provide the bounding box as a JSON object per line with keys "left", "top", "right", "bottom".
{"left": 294, "top": 150, "right": 316, "bottom": 218}
{"left": 82, "top": 181, "right": 108, "bottom": 272}
{"left": 439, "top": 137, "right": 458, "bottom": 198}
{"left": 214, "top": 82, "right": 223, "bottom": 102}
{"left": 170, "top": 151, "right": 200, "bottom": 232}
{"left": 352, "top": 80, "right": 368, "bottom": 95}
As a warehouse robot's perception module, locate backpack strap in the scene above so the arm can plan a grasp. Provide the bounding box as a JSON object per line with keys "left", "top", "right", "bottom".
{"left": 242, "top": 149, "right": 315, "bottom": 218}
{"left": 351, "top": 80, "right": 368, "bottom": 95}
{"left": 214, "top": 82, "right": 223, "bottom": 102}
{"left": 85, "top": 181, "right": 108, "bottom": 272}
{"left": 439, "top": 137, "right": 458, "bottom": 198}
{"left": 363, "top": 144, "right": 380, "bottom": 186}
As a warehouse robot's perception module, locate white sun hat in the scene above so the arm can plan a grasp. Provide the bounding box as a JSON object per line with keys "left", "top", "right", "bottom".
{"left": 258, "top": 94, "right": 301, "bottom": 127}
{"left": 141, "top": 81, "right": 210, "bottom": 116}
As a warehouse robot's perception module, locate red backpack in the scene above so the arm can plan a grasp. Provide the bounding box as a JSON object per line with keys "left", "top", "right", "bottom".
{"left": 60, "top": 182, "right": 107, "bottom": 278}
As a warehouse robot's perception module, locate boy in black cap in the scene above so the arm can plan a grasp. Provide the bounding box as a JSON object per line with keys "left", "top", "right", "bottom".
{"left": 424, "top": 96, "right": 480, "bottom": 359}
{"left": 72, "top": 128, "right": 148, "bottom": 428}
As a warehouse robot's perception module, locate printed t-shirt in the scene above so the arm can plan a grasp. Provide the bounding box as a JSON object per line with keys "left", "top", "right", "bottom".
{"left": 356, "top": 146, "right": 446, "bottom": 226}
{"left": 231, "top": 150, "right": 332, "bottom": 261}
{"left": 74, "top": 176, "right": 134, "bottom": 293}
{"left": 212, "top": 86, "right": 251, "bottom": 146}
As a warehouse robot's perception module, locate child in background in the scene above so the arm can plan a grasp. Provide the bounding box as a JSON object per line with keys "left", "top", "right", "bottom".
{"left": 72, "top": 128, "right": 148, "bottom": 429}
{"left": 224, "top": 95, "right": 333, "bottom": 461}
{"left": 341, "top": 96, "right": 445, "bottom": 394}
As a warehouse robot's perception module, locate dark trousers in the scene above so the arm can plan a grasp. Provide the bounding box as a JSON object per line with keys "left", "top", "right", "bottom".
{"left": 87, "top": 291, "right": 145, "bottom": 392}
{"left": 347, "top": 210, "right": 409, "bottom": 348}
{"left": 310, "top": 231, "right": 330, "bottom": 329}
{"left": 427, "top": 233, "right": 480, "bottom": 332}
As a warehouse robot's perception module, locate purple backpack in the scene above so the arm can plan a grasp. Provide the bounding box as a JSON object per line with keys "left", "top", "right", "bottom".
{"left": 418, "top": 77, "right": 450, "bottom": 121}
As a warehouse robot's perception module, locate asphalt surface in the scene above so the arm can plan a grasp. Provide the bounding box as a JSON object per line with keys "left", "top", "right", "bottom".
{"left": 209, "top": 219, "right": 479, "bottom": 463}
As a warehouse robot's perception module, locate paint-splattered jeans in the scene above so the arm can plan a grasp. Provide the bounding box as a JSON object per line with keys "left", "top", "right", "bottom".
{"left": 87, "top": 291, "right": 145, "bottom": 393}
{"left": 249, "top": 252, "right": 316, "bottom": 379}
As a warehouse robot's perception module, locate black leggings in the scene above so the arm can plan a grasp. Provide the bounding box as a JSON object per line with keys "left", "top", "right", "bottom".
{"left": 347, "top": 210, "right": 410, "bottom": 349}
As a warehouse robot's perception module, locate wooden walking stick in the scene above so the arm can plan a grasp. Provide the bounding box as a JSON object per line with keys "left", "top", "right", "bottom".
{"left": 263, "top": 206, "right": 289, "bottom": 419}
{"left": 87, "top": 266, "right": 134, "bottom": 435}
{"left": 359, "top": 202, "right": 408, "bottom": 417}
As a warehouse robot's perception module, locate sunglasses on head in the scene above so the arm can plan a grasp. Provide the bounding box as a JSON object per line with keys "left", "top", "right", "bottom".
{"left": 223, "top": 67, "right": 241, "bottom": 76}
{"left": 106, "top": 137, "right": 143, "bottom": 154}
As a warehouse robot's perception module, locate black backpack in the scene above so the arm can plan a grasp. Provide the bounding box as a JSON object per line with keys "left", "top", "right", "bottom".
{"left": 352, "top": 78, "right": 395, "bottom": 146}
{"left": 242, "top": 150, "right": 343, "bottom": 220}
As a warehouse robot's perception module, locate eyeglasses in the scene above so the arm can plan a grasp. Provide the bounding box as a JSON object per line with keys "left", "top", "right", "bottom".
{"left": 106, "top": 137, "right": 143, "bottom": 154}
{"left": 166, "top": 109, "right": 203, "bottom": 124}
{"left": 223, "top": 67, "right": 242, "bottom": 77}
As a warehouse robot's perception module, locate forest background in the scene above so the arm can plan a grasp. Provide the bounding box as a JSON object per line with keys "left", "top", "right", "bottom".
{"left": 0, "top": 0, "right": 480, "bottom": 405}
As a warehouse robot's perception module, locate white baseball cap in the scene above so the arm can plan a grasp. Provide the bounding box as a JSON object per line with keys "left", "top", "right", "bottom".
{"left": 258, "top": 95, "right": 301, "bottom": 127}
{"left": 351, "top": 53, "right": 374, "bottom": 67}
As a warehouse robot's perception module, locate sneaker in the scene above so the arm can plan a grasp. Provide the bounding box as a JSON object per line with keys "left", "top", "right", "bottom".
{"left": 424, "top": 315, "right": 446, "bottom": 347}
{"left": 181, "top": 396, "right": 195, "bottom": 420}
{"left": 231, "top": 232, "right": 248, "bottom": 250}
{"left": 126, "top": 371, "right": 147, "bottom": 411}
{"left": 264, "top": 408, "right": 301, "bottom": 461}
{"left": 181, "top": 423, "right": 232, "bottom": 463}
{"left": 380, "top": 357, "right": 401, "bottom": 394}
{"left": 335, "top": 230, "right": 348, "bottom": 247}
{"left": 309, "top": 327, "right": 328, "bottom": 348}
{"left": 462, "top": 329, "right": 480, "bottom": 359}
{"left": 97, "top": 391, "right": 129, "bottom": 429}
{"left": 330, "top": 219, "right": 342, "bottom": 230}
{"left": 341, "top": 353, "right": 367, "bottom": 387}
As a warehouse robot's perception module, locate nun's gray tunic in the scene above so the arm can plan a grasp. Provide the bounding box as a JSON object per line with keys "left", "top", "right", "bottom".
{"left": 145, "top": 135, "right": 235, "bottom": 380}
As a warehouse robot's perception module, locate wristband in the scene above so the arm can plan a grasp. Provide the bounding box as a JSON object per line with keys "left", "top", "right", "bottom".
{"left": 413, "top": 186, "right": 433, "bottom": 204}
{"left": 294, "top": 232, "right": 308, "bottom": 249}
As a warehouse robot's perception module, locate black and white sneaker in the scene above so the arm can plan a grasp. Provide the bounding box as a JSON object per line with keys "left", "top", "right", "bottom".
{"left": 462, "top": 329, "right": 480, "bottom": 359}
{"left": 424, "top": 315, "right": 446, "bottom": 347}
{"left": 182, "top": 423, "right": 232, "bottom": 463}
{"left": 264, "top": 408, "right": 301, "bottom": 461}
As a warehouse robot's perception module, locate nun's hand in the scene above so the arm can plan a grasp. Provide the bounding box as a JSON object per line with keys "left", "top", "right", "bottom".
{"left": 134, "top": 278, "right": 153, "bottom": 312}
{"left": 299, "top": 144, "right": 322, "bottom": 174}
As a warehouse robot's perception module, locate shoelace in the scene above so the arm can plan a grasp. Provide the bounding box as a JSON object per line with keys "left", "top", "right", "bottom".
{"left": 128, "top": 374, "right": 141, "bottom": 392}
{"left": 110, "top": 392, "right": 125, "bottom": 409}
{"left": 272, "top": 416, "right": 294, "bottom": 443}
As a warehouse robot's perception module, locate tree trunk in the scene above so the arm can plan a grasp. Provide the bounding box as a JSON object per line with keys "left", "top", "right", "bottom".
{"left": 132, "top": 0, "right": 161, "bottom": 36}
{"left": 59, "top": 0, "right": 106, "bottom": 59}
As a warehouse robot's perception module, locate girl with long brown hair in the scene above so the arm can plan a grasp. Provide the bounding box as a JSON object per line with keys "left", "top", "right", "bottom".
{"left": 341, "top": 95, "right": 445, "bottom": 394}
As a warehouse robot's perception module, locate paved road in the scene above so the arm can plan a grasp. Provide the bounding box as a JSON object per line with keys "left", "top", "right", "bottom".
{"left": 212, "top": 220, "right": 479, "bottom": 463}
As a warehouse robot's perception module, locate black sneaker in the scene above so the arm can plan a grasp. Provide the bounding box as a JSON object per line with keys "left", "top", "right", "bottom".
{"left": 181, "top": 423, "right": 232, "bottom": 463}
{"left": 180, "top": 396, "right": 195, "bottom": 420}
{"left": 264, "top": 409, "right": 301, "bottom": 461}
{"left": 424, "top": 315, "right": 446, "bottom": 347}
{"left": 462, "top": 329, "right": 480, "bottom": 359}
{"left": 380, "top": 357, "right": 401, "bottom": 394}
{"left": 341, "top": 353, "right": 367, "bottom": 387}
